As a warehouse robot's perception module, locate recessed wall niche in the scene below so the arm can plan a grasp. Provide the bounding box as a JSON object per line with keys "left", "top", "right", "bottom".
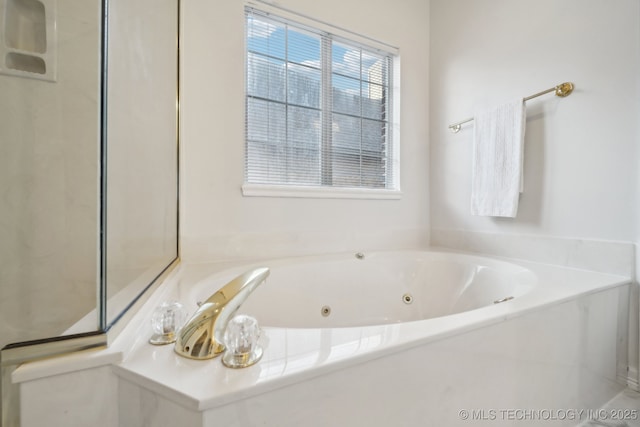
{"left": 0, "top": 0, "right": 56, "bottom": 81}
{"left": 5, "top": 0, "right": 46, "bottom": 53}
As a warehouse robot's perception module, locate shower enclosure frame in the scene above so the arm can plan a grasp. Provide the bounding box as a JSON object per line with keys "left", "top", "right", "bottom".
{"left": 0, "top": 0, "right": 181, "bottom": 424}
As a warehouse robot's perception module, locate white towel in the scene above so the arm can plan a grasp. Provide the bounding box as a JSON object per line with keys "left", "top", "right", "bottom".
{"left": 470, "top": 99, "right": 526, "bottom": 217}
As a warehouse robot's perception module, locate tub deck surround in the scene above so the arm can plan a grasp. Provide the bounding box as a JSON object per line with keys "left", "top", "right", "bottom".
{"left": 11, "top": 250, "right": 632, "bottom": 426}
{"left": 106, "top": 251, "right": 631, "bottom": 413}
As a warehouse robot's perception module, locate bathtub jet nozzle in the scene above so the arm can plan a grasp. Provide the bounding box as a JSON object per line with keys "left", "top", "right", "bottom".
{"left": 174, "top": 267, "right": 270, "bottom": 360}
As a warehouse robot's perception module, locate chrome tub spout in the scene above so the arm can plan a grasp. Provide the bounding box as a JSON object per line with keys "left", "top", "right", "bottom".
{"left": 174, "top": 267, "right": 269, "bottom": 360}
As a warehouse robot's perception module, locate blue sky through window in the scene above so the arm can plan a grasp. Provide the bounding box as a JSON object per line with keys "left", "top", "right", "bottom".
{"left": 247, "top": 16, "right": 387, "bottom": 92}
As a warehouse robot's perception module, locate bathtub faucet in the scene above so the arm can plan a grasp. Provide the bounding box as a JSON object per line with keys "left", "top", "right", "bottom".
{"left": 174, "top": 267, "right": 270, "bottom": 360}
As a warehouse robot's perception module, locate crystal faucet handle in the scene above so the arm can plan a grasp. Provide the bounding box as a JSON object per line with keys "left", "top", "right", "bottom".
{"left": 149, "top": 301, "right": 187, "bottom": 345}
{"left": 222, "top": 314, "right": 263, "bottom": 368}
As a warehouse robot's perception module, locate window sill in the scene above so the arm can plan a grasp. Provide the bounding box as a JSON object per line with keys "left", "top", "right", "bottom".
{"left": 241, "top": 183, "right": 402, "bottom": 200}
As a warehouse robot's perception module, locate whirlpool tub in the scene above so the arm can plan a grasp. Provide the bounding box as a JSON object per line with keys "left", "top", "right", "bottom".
{"left": 190, "top": 251, "right": 536, "bottom": 328}
{"left": 113, "top": 250, "right": 631, "bottom": 427}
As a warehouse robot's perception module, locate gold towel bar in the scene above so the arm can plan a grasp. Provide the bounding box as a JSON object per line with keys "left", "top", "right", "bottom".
{"left": 448, "top": 82, "right": 574, "bottom": 133}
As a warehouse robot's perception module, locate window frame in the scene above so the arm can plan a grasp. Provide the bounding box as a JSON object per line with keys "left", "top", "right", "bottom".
{"left": 242, "top": 3, "right": 401, "bottom": 199}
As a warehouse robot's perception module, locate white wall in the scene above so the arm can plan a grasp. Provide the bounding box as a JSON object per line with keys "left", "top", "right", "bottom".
{"left": 180, "top": 0, "right": 430, "bottom": 263}
{"left": 429, "top": 0, "right": 640, "bottom": 388}
{"left": 429, "top": 0, "right": 639, "bottom": 242}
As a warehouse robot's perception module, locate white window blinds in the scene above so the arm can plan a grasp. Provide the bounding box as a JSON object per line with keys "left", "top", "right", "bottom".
{"left": 245, "top": 7, "right": 398, "bottom": 194}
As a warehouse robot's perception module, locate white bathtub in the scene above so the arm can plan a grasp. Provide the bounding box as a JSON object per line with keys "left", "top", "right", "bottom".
{"left": 112, "top": 250, "right": 631, "bottom": 427}
{"left": 189, "top": 251, "right": 536, "bottom": 328}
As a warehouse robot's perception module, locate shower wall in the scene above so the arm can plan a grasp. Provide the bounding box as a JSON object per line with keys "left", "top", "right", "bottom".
{"left": 0, "top": 0, "right": 101, "bottom": 349}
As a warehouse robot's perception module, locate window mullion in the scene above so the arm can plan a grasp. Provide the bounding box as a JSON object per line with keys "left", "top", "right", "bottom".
{"left": 284, "top": 25, "right": 290, "bottom": 182}
{"left": 321, "top": 35, "right": 332, "bottom": 186}
{"left": 359, "top": 48, "right": 363, "bottom": 187}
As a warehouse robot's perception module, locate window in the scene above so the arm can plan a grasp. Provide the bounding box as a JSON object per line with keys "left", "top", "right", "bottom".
{"left": 244, "top": 6, "right": 399, "bottom": 197}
